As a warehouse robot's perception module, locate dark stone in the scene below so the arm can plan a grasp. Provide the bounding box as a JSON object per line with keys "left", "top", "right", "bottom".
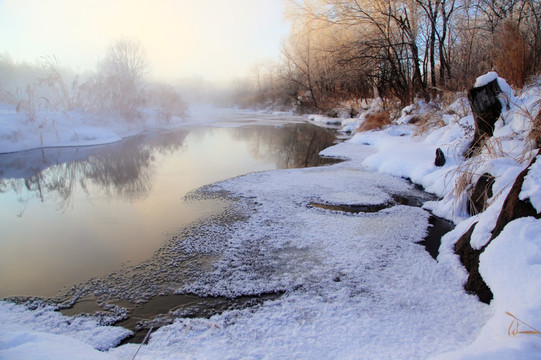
{"left": 454, "top": 223, "right": 494, "bottom": 304}
{"left": 489, "top": 151, "right": 541, "bottom": 241}
{"left": 468, "top": 173, "right": 495, "bottom": 215}
{"left": 434, "top": 148, "right": 446, "bottom": 167}
{"left": 466, "top": 79, "right": 503, "bottom": 157}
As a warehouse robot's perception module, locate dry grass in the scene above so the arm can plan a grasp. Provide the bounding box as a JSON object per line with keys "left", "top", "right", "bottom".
{"left": 451, "top": 157, "right": 481, "bottom": 213}
{"left": 357, "top": 111, "right": 391, "bottom": 132}
{"left": 131, "top": 326, "right": 154, "bottom": 360}
{"left": 447, "top": 96, "right": 470, "bottom": 119}
{"left": 493, "top": 21, "right": 531, "bottom": 88}
{"left": 482, "top": 137, "right": 509, "bottom": 158}
{"left": 450, "top": 132, "right": 538, "bottom": 215}
{"left": 413, "top": 112, "right": 446, "bottom": 136}
{"left": 440, "top": 90, "right": 462, "bottom": 108}
{"left": 451, "top": 164, "right": 497, "bottom": 216}
{"left": 450, "top": 90, "right": 541, "bottom": 215}
{"left": 526, "top": 100, "right": 541, "bottom": 149}
{"left": 505, "top": 88, "right": 541, "bottom": 153}
{"left": 451, "top": 137, "right": 517, "bottom": 214}
{"left": 506, "top": 312, "right": 541, "bottom": 336}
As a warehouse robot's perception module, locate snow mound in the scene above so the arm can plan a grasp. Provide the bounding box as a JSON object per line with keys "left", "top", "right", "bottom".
{"left": 435, "top": 217, "right": 541, "bottom": 359}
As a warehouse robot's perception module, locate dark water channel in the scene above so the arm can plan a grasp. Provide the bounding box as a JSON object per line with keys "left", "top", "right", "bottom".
{"left": 309, "top": 194, "right": 455, "bottom": 260}
{"left": 0, "top": 123, "right": 338, "bottom": 300}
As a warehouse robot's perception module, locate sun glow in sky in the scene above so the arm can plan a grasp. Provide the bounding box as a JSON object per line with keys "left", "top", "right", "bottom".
{"left": 0, "top": 0, "right": 289, "bottom": 82}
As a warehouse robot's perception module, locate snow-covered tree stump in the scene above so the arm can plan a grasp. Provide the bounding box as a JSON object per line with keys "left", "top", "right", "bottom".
{"left": 466, "top": 78, "right": 502, "bottom": 157}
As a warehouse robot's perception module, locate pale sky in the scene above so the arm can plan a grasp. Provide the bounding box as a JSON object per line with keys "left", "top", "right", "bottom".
{"left": 0, "top": 0, "right": 290, "bottom": 82}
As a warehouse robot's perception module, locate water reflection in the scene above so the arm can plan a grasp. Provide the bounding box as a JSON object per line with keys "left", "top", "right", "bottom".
{"left": 0, "top": 123, "right": 338, "bottom": 298}
{"left": 0, "top": 125, "right": 336, "bottom": 215}
{"left": 0, "top": 131, "right": 188, "bottom": 213}
{"left": 234, "top": 125, "right": 337, "bottom": 169}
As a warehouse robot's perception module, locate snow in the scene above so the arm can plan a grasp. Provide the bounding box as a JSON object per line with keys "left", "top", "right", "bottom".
{"left": 0, "top": 301, "right": 130, "bottom": 359}
{"left": 306, "top": 114, "right": 342, "bottom": 126}
{"left": 521, "top": 155, "right": 541, "bottom": 212}
{"left": 108, "top": 163, "right": 488, "bottom": 359}
{"left": 473, "top": 72, "right": 514, "bottom": 102}
{"left": 1, "top": 72, "right": 541, "bottom": 359}
{"left": 0, "top": 330, "right": 117, "bottom": 360}
{"left": 0, "top": 104, "right": 123, "bottom": 153}
{"left": 434, "top": 217, "right": 541, "bottom": 360}
{"left": 317, "top": 72, "right": 541, "bottom": 358}
{"left": 474, "top": 72, "right": 499, "bottom": 88}
{"left": 472, "top": 72, "right": 516, "bottom": 113}
{"left": 331, "top": 73, "right": 541, "bottom": 358}
{"left": 0, "top": 104, "right": 305, "bottom": 154}
{"left": 466, "top": 159, "right": 526, "bottom": 250}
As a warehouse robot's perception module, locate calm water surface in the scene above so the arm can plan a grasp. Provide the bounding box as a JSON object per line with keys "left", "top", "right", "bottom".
{"left": 0, "top": 121, "right": 337, "bottom": 298}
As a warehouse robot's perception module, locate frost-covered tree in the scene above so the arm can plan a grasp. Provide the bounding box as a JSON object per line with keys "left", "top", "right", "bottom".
{"left": 83, "top": 38, "right": 149, "bottom": 120}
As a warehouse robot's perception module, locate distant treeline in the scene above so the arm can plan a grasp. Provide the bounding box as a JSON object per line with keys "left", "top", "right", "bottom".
{"left": 234, "top": 0, "right": 541, "bottom": 112}
{"left": 0, "top": 38, "right": 186, "bottom": 124}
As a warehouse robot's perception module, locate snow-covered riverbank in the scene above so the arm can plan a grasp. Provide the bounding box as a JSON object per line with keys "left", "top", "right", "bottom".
{"left": 0, "top": 104, "right": 305, "bottom": 154}
{"left": 1, "top": 74, "right": 540, "bottom": 359}
{"left": 320, "top": 73, "right": 541, "bottom": 358}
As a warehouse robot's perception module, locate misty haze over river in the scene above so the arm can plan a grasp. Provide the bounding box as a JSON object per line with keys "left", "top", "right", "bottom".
{"left": 0, "top": 115, "right": 338, "bottom": 299}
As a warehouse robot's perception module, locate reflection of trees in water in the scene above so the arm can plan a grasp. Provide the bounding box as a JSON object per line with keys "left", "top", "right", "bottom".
{"left": 0, "top": 125, "right": 335, "bottom": 216}
{"left": 0, "top": 131, "right": 188, "bottom": 214}
{"left": 81, "top": 142, "right": 154, "bottom": 201}
{"left": 233, "top": 124, "right": 337, "bottom": 169}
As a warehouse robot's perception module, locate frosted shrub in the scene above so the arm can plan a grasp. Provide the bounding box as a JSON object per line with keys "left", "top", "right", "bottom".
{"left": 526, "top": 99, "right": 541, "bottom": 149}
{"left": 15, "top": 85, "right": 38, "bottom": 123}
{"left": 148, "top": 83, "right": 187, "bottom": 122}
{"left": 39, "top": 56, "right": 80, "bottom": 112}
{"left": 80, "top": 71, "right": 145, "bottom": 121}
{"left": 9, "top": 57, "right": 80, "bottom": 124}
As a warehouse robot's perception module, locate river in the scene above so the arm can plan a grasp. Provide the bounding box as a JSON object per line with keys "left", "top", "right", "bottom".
{"left": 0, "top": 119, "right": 338, "bottom": 299}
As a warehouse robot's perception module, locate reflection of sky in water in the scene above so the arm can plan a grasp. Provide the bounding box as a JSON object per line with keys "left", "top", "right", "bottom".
{"left": 0, "top": 124, "right": 336, "bottom": 298}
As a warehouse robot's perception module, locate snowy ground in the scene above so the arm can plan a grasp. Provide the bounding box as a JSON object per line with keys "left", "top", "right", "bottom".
{"left": 1, "top": 73, "right": 541, "bottom": 359}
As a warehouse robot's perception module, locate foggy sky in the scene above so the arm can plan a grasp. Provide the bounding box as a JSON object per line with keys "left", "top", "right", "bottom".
{"left": 0, "top": 0, "right": 289, "bottom": 82}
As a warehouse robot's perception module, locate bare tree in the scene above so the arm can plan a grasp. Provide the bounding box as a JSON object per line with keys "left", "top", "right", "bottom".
{"left": 281, "top": 21, "right": 322, "bottom": 110}
{"left": 102, "top": 38, "right": 148, "bottom": 85}
{"left": 323, "top": 0, "right": 429, "bottom": 102}
{"left": 269, "top": 0, "right": 539, "bottom": 112}
{"left": 95, "top": 38, "right": 149, "bottom": 120}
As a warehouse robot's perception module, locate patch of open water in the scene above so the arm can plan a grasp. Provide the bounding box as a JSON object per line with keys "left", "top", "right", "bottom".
{"left": 0, "top": 123, "right": 338, "bottom": 299}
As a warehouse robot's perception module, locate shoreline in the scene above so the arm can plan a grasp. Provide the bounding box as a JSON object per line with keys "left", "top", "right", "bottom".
{"left": 51, "top": 174, "right": 457, "bottom": 346}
